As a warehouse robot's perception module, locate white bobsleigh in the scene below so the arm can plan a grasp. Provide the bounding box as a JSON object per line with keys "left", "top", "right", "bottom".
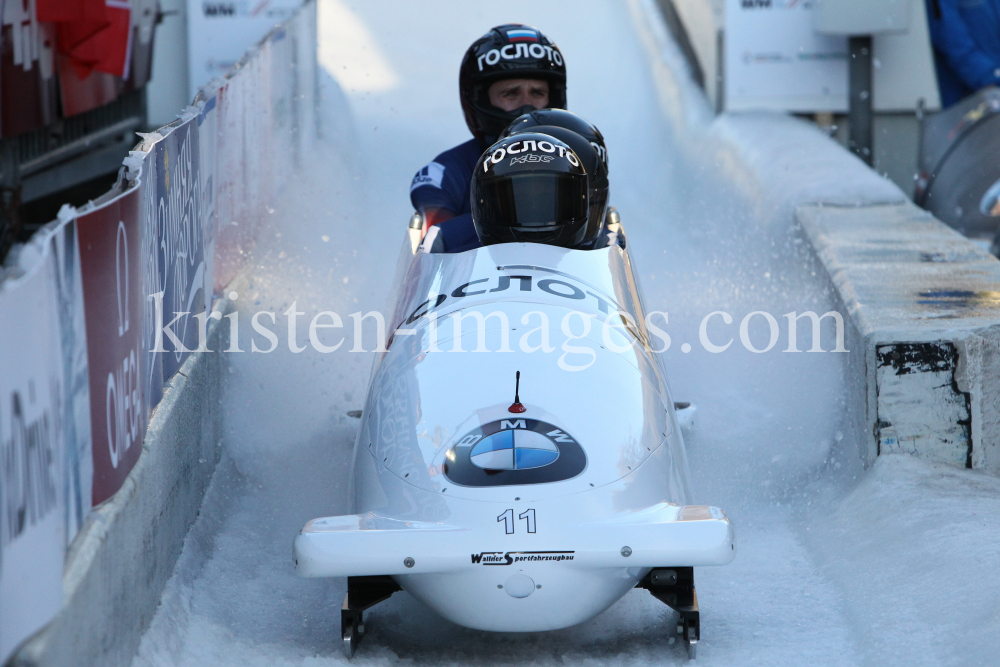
{"left": 294, "top": 216, "right": 735, "bottom": 659}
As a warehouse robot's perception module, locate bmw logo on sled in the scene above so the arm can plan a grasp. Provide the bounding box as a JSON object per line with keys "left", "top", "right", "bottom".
{"left": 445, "top": 418, "right": 587, "bottom": 485}
{"left": 293, "top": 213, "right": 736, "bottom": 660}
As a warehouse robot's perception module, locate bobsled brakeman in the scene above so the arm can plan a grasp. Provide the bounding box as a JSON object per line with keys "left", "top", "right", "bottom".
{"left": 293, "top": 130, "right": 736, "bottom": 660}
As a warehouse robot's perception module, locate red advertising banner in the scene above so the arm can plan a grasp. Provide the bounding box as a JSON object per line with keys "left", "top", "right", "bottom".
{"left": 76, "top": 187, "right": 146, "bottom": 504}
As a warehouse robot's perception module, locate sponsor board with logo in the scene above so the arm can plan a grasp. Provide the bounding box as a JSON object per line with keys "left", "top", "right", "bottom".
{"left": 197, "top": 96, "right": 219, "bottom": 315}
{"left": 0, "top": 245, "right": 66, "bottom": 664}
{"left": 0, "top": 5, "right": 318, "bottom": 660}
{"left": 43, "top": 222, "right": 94, "bottom": 540}
{"left": 139, "top": 149, "right": 166, "bottom": 413}
{"left": 724, "top": 0, "right": 848, "bottom": 112}
{"left": 186, "top": 0, "right": 302, "bottom": 97}
{"left": 153, "top": 121, "right": 209, "bottom": 380}
{"left": 77, "top": 188, "right": 147, "bottom": 505}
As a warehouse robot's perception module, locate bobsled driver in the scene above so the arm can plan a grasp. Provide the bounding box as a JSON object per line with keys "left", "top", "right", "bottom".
{"left": 470, "top": 132, "right": 598, "bottom": 248}
{"left": 409, "top": 24, "right": 566, "bottom": 230}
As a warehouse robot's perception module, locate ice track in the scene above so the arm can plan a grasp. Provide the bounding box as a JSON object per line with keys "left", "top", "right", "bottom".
{"left": 131, "top": 1, "right": 1000, "bottom": 665}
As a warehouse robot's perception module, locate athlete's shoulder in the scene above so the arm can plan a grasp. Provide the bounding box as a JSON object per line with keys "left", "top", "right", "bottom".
{"left": 435, "top": 138, "right": 482, "bottom": 168}
{"left": 410, "top": 139, "right": 481, "bottom": 195}
{"left": 410, "top": 161, "right": 447, "bottom": 192}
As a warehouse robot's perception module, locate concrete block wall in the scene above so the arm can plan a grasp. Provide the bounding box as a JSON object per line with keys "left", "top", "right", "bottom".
{"left": 10, "top": 304, "right": 229, "bottom": 667}
{"left": 799, "top": 204, "right": 1000, "bottom": 472}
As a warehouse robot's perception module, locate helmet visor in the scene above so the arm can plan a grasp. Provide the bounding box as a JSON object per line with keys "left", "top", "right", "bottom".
{"left": 476, "top": 172, "right": 588, "bottom": 230}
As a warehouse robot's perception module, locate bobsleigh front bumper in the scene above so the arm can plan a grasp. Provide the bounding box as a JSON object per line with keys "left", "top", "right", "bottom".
{"left": 294, "top": 504, "right": 735, "bottom": 578}
{"left": 295, "top": 504, "right": 733, "bottom": 633}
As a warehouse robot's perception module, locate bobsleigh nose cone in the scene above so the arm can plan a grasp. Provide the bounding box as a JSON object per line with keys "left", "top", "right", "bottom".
{"left": 504, "top": 574, "right": 536, "bottom": 598}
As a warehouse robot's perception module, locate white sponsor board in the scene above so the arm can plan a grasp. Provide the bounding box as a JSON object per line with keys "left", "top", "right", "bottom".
{"left": 724, "top": 0, "right": 848, "bottom": 112}
{"left": 43, "top": 221, "right": 94, "bottom": 542}
{"left": 0, "top": 247, "right": 66, "bottom": 664}
{"left": 186, "top": 0, "right": 303, "bottom": 97}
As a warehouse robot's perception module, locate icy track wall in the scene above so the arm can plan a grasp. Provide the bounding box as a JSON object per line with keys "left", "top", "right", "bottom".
{"left": 0, "top": 3, "right": 318, "bottom": 666}
{"left": 636, "top": 0, "right": 1000, "bottom": 473}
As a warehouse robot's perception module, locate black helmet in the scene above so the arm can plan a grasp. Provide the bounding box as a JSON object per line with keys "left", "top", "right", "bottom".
{"left": 503, "top": 111, "right": 609, "bottom": 245}
{"left": 471, "top": 132, "right": 594, "bottom": 248}
{"left": 503, "top": 109, "right": 607, "bottom": 170}
{"left": 459, "top": 25, "right": 567, "bottom": 148}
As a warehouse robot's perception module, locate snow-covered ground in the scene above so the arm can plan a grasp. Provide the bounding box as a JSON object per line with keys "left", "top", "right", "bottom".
{"left": 131, "top": 1, "right": 1000, "bottom": 665}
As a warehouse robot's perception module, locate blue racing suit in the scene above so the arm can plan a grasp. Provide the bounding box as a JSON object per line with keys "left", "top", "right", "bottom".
{"left": 409, "top": 139, "right": 482, "bottom": 218}
{"left": 410, "top": 138, "right": 484, "bottom": 253}
{"left": 926, "top": 0, "right": 1000, "bottom": 107}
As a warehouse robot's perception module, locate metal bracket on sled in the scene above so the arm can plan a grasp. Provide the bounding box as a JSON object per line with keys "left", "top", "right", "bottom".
{"left": 342, "top": 575, "right": 402, "bottom": 658}
{"left": 636, "top": 567, "right": 700, "bottom": 659}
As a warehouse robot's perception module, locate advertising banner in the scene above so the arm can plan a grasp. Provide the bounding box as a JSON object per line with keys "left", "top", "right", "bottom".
{"left": 0, "top": 252, "right": 66, "bottom": 664}
{"left": 153, "top": 120, "right": 207, "bottom": 379}
{"left": 724, "top": 0, "right": 848, "bottom": 112}
{"left": 43, "top": 221, "right": 94, "bottom": 540}
{"left": 186, "top": 0, "right": 302, "bottom": 97}
{"left": 139, "top": 152, "right": 165, "bottom": 413}
{"left": 197, "top": 96, "right": 218, "bottom": 304}
{"left": 0, "top": 5, "right": 318, "bottom": 660}
{"left": 76, "top": 188, "right": 146, "bottom": 505}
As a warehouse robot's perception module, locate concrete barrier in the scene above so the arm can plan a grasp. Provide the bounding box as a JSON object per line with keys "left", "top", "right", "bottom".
{"left": 10, "top": 303, "right": 229, "bottom": 667}
{"left": 630, "top": 0, "right": 1000, "bottom": 473}
{"left": 799, "top": 204, "right": 1000, "bottom": 473}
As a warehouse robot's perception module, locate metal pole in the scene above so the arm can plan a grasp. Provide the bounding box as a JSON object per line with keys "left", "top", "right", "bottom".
{"left": 848, "top": 36, "right": 873, "bottom": 166}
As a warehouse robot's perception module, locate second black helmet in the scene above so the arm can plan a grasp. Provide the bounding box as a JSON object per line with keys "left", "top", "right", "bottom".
{"left": 503, "top": 110, "right": 609, "bottom": 246}
{"left": 471, "top": 133, "right": 594, "bottom": 248}
{"left": 503, "top": 109, "right": 607, "bottom": 171}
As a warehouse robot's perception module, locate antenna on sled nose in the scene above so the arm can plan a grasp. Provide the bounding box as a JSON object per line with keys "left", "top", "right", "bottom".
{"left": 509, "top": 371, "right": 526, "bottom": 414}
